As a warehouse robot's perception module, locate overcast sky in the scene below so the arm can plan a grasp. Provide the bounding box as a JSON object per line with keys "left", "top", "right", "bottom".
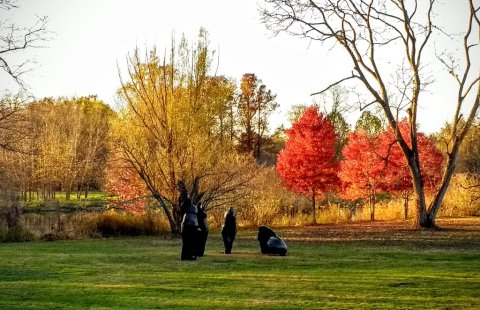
{"left": 1, "top": 0, "right": 476, "bottom": 134}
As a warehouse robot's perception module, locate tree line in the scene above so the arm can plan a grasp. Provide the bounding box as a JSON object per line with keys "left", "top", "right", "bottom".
{"left": 2, "top": 0, "right": 479, "bottom": 235}
{"left": 0, "top": 96, "right": 111, "bottom": 201}
{"left": 2, "top": 70, "right": 478, "bottom": 235}
{"left": 278, "top": 107, "right": 446, "bottom": 224}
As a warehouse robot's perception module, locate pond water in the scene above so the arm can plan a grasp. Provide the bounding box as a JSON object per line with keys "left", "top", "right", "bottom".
{"left": 2, "top": 211, "right": 103, "bottom": 239}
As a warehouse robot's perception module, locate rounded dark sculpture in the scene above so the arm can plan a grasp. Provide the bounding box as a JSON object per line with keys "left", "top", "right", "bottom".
{"left": 257, "top": 225, "right": 287, "bottom": 256}
{"left": 221, "top": 207, "right": 237, "bottom": 254}
{"left": 180, "top": 199, "right": 199, "bottom": 260}
{"left": 196, "top": 204, "right": 208, "bottom": 257}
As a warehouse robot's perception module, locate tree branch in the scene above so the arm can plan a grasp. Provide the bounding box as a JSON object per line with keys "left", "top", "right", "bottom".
{"left": 310, "top": 73, "right": 357, "bottom": 96}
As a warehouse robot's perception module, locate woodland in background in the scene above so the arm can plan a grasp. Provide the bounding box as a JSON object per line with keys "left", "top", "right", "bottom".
{"left": 1, "top": 91, "right": 479, "bottom": 240}
{"left": 0, "top": 96, "right": 111, "bottom": 201}
{"left": 0, "top": 29, "right": 479, "bottom": 240}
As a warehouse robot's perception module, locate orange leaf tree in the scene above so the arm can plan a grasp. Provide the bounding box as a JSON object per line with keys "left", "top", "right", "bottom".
{"left": 276, "top": 106, "right": 338, "bottom": 224}
{"left": 105, "top": 163, "right": 149, "bottom": 215}
{"left": 338, "top": 130, "right": 385, "bottom": 221}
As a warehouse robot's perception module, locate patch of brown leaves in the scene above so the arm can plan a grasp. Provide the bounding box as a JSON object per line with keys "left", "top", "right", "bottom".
{"left": 277, "top": 218, "right": 480, "bottom": 250}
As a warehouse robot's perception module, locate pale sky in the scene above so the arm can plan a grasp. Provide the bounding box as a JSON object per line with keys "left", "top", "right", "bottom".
{"left": 1, "top": 0, "right": 477, "bottom": 134}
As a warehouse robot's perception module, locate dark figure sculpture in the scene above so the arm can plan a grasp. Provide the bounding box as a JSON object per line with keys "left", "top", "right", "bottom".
{"left": 221, "top": 207, "right": 237, "bottom": 254}
{"left": 195, "top": 203, "right": 208, "bottom": 257}
{"left": 177, "top": 181, "right": 189, "bottom": 225}
{"left": 257, "top": 225, "right": 287, "bottom": 256}
{"left": 180, "top": 199, "right": 199, "bottom": 260}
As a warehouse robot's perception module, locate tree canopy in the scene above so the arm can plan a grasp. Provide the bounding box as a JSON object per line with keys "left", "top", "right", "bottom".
{"left": 277, "top": 106, "right": 338, "bottom": 224}
{"left": 113, "top": 30, "right": 255, "bottom": 233}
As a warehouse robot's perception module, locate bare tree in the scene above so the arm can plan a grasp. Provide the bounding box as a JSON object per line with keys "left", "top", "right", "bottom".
{"left": 0, "top": 0, "right": 50, "bottom": 89}
{"left": 262, "top": 0, "right": 480, "bottom": 227}
{"left": 0, "top": 94, "right": 25, "bottom": 152}
{"left": 0, "top": 0, "right": 49, "bottom": 205}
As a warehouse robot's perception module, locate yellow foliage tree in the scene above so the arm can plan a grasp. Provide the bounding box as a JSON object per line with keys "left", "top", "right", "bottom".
{"left": 114, "top": 29, "right": 254, "bottom": 234}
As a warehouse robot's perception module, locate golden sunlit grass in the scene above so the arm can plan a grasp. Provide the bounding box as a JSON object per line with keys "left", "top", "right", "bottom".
{"left": 0, "top": 218, "right": 479, "bottom": 309}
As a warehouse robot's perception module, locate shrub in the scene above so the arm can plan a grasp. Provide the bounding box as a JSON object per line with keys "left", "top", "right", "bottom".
{"left": 441, "top": 173, "right": 480, "bottom": 217}
{"left": 0, "top": 222, "right": 34, "bottom": 242}
{"left": 10, "top": 210, "right": 171, "bottom": 241}
{"left": 95, "top": 211, "right": 170, "bottom": 237}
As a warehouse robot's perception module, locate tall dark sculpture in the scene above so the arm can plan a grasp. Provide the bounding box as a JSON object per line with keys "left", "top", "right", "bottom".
{"left": 177, "top": 181, "right": 189, "bottom": 227}
{"left": 196, "top": 203, "right": 208, "bottom": 257}
{"left": 221, "top": 207, "right": 237, "bottom": 254}
{"left": 180, "top": 199, "right": 199, "bottom": 260}
{"left": 257, "top": 226, "right": 287, "bottom": 256}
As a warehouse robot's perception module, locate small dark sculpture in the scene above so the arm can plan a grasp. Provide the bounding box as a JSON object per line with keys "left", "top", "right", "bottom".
{"left": 195, "top": 203, "right": 208, "bottom": 257}
{"left": 180, "top": 199, "right": 199, "bottom": 260}
{"left": 257, "top": 225, "right": 287, "bottom": 256}
{"left": 221, "top": 207, "right": 237, "bottom": 254}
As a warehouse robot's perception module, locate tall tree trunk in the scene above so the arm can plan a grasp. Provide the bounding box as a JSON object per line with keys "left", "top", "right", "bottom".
{"left": 255, "top": 105, "right": 262, "bottom": 160}
{"left": 405, "top": 152, "right": 429, "bottom": 227}
{"left": 426, "top": 152, "right": 458, "bottom": 228}
{"left": 152, "top": 192, "right": 177, "bottom": 235}
{"left": 255, "top": 138, "right": 261, "bottom": 160}
{"left": 369, "top": 192, "right": 376, "bottom": 221}
{"left": 403, "top": 193, "right": 409, "bottom": 221}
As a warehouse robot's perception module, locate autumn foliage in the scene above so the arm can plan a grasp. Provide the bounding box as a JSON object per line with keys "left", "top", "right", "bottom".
{"left": 339, "top": 130, "right": 385, "bottom": 220}
{"left": 379, "top": 120, "right": 444, "bottom": 194}
{"left": 276, "top": 106, "right": 338, "bottom": 223}
{"left": 378, "top": 120, "right": 444, "bottom": 219}
{"left": 339, "top": 119, "right": 444, "bottom": 220}
{"left": 105, "top": 164, "right": 149, "bottom": 214}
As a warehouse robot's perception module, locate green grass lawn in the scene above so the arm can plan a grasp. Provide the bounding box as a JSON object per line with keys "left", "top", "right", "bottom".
{"left": 1, "top": 219, "right": 479, "bottom": 309}
{"left": 19, "top": 191, "right": 111, "bottom": 209}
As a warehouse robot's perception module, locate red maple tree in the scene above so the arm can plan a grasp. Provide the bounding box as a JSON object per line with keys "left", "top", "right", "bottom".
{"left": 105, "top": 163, "right": 150, "bottom": 214}
{"left": 338, "top": 130, "right": 385, "bottom": 221}
{"left": 276, "top": 106, "right": 338, "bottom": 224}
{"left": 379, "top": 119, "right": 444, "bottom": 219}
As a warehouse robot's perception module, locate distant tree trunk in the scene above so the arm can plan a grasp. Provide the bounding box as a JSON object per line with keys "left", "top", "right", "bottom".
{"left": 311, "top": 189, "right": 317, "bottom": 225}
{"left": 6, "top": 204, "right": 21, "bottom": 229}
{"left": 368, "top": 190, "right": 377, "bottom": 222}
{"left": 369, "top": 192, "right": 376, "bottom": 222}
{"left": 403, "top": 193, "right": 409, "bottom": 221}
{"left": 255, "top": 105, "right": 262, "bottom": 159}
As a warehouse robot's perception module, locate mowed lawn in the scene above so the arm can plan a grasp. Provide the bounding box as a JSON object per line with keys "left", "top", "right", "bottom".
{"left": 1, "top": 218, "right": 479, "bottom": 309}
